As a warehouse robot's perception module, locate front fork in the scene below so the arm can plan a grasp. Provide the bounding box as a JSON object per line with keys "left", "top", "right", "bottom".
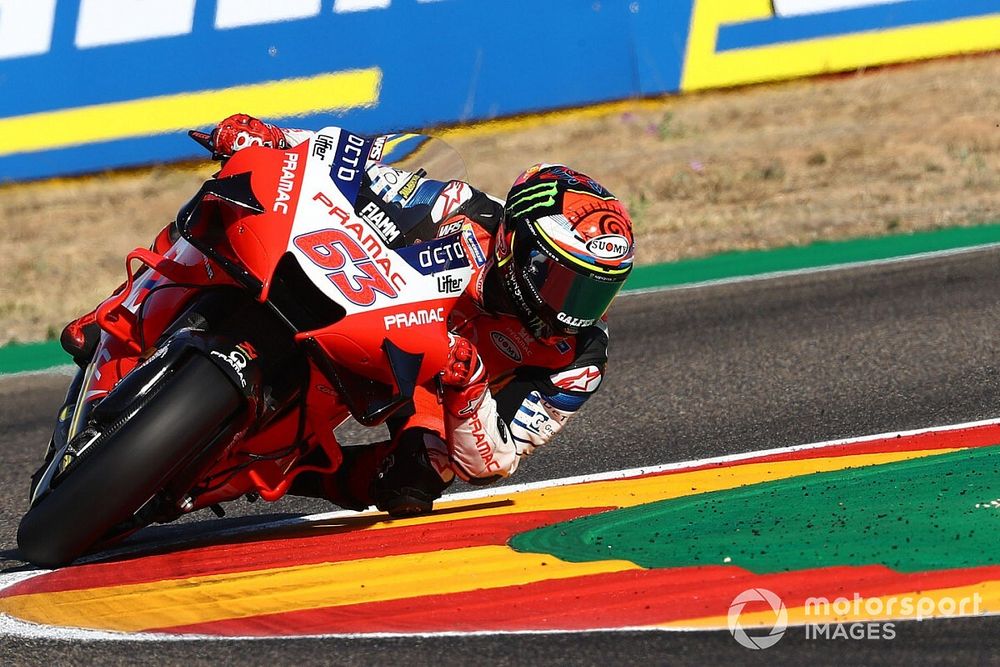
{"left": 35, "top": 235, "right": 233, "bottom": 472}
{"left": 28, "top": 327, "right": 265, "bottom": 507}
{"left": 29, "top": 367, "right": 87, "bottom": 498}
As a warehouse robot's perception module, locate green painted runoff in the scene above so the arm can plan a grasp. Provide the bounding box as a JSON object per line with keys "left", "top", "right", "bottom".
{"left": 510, "top": 446, "right": 1000, "bottom": 573}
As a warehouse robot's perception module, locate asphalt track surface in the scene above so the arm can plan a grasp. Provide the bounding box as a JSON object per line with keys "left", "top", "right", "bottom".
{"left": 2, "top": 248, "right": 1000, "bottom": 665}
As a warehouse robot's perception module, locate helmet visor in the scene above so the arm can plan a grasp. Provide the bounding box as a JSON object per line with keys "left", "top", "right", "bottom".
{"left": 518, "top": 247, "right": 624, "bottom": 334}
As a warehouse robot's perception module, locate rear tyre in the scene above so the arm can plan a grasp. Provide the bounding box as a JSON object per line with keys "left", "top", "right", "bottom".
{"left": 16, "top": 353, "right": 243, "bottom": 567}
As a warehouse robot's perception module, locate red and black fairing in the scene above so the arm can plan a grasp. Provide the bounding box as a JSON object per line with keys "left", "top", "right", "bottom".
{"left": 56, "top": 135, "right": 463, "bottom": 514}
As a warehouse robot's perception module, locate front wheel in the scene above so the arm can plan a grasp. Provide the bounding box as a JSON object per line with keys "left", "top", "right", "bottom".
{"left": 17, "top": 353, "right": 243, "bottom": 567}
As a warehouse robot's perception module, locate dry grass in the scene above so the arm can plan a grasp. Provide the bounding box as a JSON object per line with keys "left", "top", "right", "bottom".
{"left": 1, "top": 54, "right": 998, "bottom": 344}
{"left": 451, "top": 54, "right": 1000, "bottom": 264}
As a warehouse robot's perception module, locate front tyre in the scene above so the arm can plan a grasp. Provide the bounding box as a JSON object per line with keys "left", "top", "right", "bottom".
{"left": 16, "top": 353, "right": 243, "bottom": 567}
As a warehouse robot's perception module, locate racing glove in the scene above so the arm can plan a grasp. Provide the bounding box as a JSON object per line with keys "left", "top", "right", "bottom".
{"left": 441, "top": 335, "right": 488, "bottom": 418}
{"left": 210, "top": 113, "right": 288, "bottom": 159}
{"left": 440, "top": 335, "right": 518, "bottom": 482}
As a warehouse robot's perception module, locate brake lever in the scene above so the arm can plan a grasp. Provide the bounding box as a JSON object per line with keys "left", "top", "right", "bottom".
{"left": 187, "top": 130, "right": 225, "bottom": 161}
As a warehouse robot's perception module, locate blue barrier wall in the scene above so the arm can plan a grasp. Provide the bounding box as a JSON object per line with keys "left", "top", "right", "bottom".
{"left": 0, "top": 0, "right": 694, "bottom": 181}
{"left": 682, "top": 0, "right": 1000, "bottom": 91}
{"left": 3, "top": 0, "right": 998, "bottom": 183}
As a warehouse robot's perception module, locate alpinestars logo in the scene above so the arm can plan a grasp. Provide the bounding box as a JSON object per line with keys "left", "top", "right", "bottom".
{"left": 550, "top": 366, "right": 602, "bottom": 393}
{"left": 432, "top": 181, "right": 470, "bottom": 222}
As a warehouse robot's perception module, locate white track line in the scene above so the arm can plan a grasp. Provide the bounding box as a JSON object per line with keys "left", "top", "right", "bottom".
{"left": 2, "top": 614, "right": 997, "bottom": 642}
{"left": 0, "top": 365, "right": 76, "bottom": 380}
{"left": 620, "top": 242, "right": 1000, "bottom": 297}
{"left": 2, "top": 416, "right": 999, "bottom": 641}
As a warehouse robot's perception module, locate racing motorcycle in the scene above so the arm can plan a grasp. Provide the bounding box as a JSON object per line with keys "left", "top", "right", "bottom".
{"left": 17, "top": 129, "right": 474, "bottom": 567}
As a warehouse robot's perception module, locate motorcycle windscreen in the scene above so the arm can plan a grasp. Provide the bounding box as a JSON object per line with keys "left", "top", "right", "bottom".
{"left": 376, "top": 134, "right": 468, "bottom": 184}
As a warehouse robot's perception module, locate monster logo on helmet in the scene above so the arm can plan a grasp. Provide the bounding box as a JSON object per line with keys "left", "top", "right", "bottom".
{"left": 499, "top": 164, "right": 634, "bottom": 340}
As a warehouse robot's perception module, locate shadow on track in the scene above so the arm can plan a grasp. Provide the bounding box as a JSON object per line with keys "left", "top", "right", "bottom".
{"left": 5, "top": 497, "right": 514, "bottom": 570}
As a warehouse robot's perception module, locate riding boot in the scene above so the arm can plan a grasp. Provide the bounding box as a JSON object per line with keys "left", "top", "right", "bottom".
{"left": 373, "top": 429, "right": 453, "bottom": 517}
{"left": 289, "top": 430, "right": 451, "bottom": 516}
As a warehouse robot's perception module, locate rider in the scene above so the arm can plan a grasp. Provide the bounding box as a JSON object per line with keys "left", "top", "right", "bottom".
{"left": 63, "top": 113, "right": 636, "bottom": 517}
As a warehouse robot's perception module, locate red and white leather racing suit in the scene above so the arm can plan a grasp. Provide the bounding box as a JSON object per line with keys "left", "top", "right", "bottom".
{"left": 244, "top": 124, "right": 612, "bottom": 487}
